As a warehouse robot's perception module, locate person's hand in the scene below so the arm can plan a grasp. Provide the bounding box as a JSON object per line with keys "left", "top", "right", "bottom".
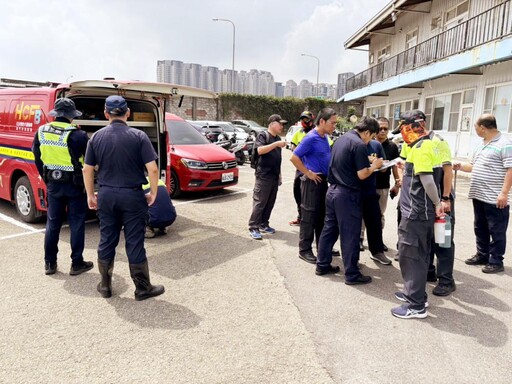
{"left": 146, "top": 192, "right": 156, "bottom": 206}
{"left": 435, "top": 202, "right": 444, "bottom": 217}
{"left": 441, "top": 200, "right": 451, "bottom": 213}
{"left": 306, "top": 169, "right": 322, "bottom": 184}
{"left": 87, "top": 194, "right": 97, "bottom": 210}
{"left": 453, "top": 162, "right": 462, "bottom": 171}
{"left": 497, "top": 192, "right": 509, "bottom": 209}
{"left": 395, "top": 158, "right": 405, "bottom": 170}
{"left": 394, "top": 178, "right": 401, "bottom": 188}
{"left": 372, "top": 157, "right": 384, "bottom": 170}
{"left": 275, "top": 141, "right": 287, "bottom": 148}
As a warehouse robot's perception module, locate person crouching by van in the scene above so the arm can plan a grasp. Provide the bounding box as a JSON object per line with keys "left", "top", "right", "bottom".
{"left": 32, "top": 98, "right": 94, "bottom": 276}
{"left": 143, "top": 178, "right": 177, "bottom": 238}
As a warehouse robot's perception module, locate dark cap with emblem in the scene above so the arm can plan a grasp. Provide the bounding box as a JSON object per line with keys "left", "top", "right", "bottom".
{"left": 105, "top": 95, "right": 128, "bottom": 115}
{"left": 268, "top": 114, "right": 288, "bottom": 124}
{"left": 391, "top": 109, "right": 427, "bottom": 134}
{"left": 49, "top": 98, "right": 82, "bottom": 120}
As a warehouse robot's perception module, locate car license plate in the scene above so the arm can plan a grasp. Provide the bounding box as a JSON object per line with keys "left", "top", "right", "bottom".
{"left": 222, "top": 172, "right": 234, "bottom": 182}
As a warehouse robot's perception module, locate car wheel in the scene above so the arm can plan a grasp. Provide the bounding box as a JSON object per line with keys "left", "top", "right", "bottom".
{"left": 14, "top": 176, "right": 43, "bottom": 223}
{"left": 170, "top": 171, "right": 181, "bottom": 198}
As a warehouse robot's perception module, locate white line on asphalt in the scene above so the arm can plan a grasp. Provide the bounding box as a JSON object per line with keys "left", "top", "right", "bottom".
{"left": 0, "top": 212, "right": 39, "bottom": 232}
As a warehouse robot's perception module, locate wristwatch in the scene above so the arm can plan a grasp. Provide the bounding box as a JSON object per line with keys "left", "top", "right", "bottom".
{"left": 441, "top": 196, "right": 450, "bottom": 201}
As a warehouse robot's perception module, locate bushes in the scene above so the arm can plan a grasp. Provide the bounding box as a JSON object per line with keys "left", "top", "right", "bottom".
{"left": 219, "top": 94, "right": 330, "bottom": 126}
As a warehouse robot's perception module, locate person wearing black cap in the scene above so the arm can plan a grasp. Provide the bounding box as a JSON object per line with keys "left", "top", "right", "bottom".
{"left": 248, "top": 114, "right": 287, "bottom": 240}
{"left": 83, "top": 95, "right": 164, "bottom": 300}
{"left": 390, "top": 110, "right": 448, "bottom": 319}
{"left": 32, "top": 98, "right": 93, "bottom": 276}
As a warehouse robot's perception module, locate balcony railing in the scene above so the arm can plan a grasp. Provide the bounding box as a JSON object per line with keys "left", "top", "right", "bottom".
{"left": 345, "top": 0, "right": 512, "bottom": 93}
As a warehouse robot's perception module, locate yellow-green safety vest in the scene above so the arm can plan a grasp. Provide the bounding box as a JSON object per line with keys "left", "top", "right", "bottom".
{"left": 142, "top": 178, "right": 166, "bottom": 190}
{"left": 38, "top": 122, "right": 83, "bottom": 172}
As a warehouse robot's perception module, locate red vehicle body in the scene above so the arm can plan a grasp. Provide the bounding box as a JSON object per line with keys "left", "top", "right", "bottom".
{"left": 166, "top": 113, "right": 238, "bottom": 197}
{"left": 0, "top": 80, "right": 216, "bottom": 222}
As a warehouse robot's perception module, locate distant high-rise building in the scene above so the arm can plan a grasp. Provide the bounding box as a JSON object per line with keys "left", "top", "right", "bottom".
{"left": 284, "top": 80, "right": 298, "bottom": 97}
{"left": 337, "top": 72, "right": 354, "bottom": 99}
{"left": 157, "top": 59, "right": 338, "bottom": 98}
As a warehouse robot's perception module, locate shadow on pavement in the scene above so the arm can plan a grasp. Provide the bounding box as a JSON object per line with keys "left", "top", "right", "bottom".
{"left": 145, "top": 216, "right": 266, "bottom": 280}
{"left": 316, "top": 256, "right": 509, "bottom": 347}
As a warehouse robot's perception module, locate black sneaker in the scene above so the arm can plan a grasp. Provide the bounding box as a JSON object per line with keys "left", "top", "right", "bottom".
{"left": 345, "top": 274, "right": 372, "bottom": 285}
{"left": 299, "top": 253, "right": 317, "bottom": 264}
{"left": 465, "top": 254, "right": 489, "bottom": 265}
{"left": 70, "top": 261, "right": 94, "bottom": 276}
{"left": 316, "top": 265, "right": 340, "bottom": 276}
{"left": 45, "top": 262, "right": 57, "bottom": 275}
{"left": 432, "top": 283, "right": 456, "bottom": 296}
{"left": 482, "top": 264, "right": 504, "bottom": 274}
{"left": 370, "top": 252, "right": 392, "bottom": 265}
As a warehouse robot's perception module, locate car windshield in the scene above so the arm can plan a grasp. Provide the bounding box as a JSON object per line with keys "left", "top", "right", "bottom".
{"left": 167, "top": 120, "right": 210, "bottom": 145}
{"left": 216, "top": 123, "right": 236, "bottom": 132}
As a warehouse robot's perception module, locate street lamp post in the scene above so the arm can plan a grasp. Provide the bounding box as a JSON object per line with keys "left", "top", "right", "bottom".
{"left": 301, "top": 53, "right": 320, "bottom": 97}
{"left": 213, "top": 18, "right": 236, "bottom": 93}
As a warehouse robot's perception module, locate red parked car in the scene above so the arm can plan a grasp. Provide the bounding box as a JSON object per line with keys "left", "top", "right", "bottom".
{"left": 166, "top": 113, "right": 238, "bottom": 197}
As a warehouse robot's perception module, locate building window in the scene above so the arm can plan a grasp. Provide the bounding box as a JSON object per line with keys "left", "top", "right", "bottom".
{"left": 389, "top": 99, "right": 420, "bottom": 130}
{"left": 369, "top": 53, "right": 375, "bottom": 65}
{"left": 377, "top": 45, "right": 391, "bottom": 63}
{"left": 445, "top": 0, "right": 469, "bottom": 28}
{"left": 484, "top": 84, "right": 512, "bottom": 133}
{"left": 405, "top": 28, "right": 418, "bottom": 49}
{"left": 367, "top": 105, "right": 385, "bottom": 118}
{"left": 424, "top": 93, "right": 462, "bottom": 131}
{"left": 431, "top": 16, "right": 442, "bottom": 32}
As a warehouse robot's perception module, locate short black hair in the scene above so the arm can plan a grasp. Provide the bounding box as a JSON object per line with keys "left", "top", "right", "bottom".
{"left": 477, "top": 114, "right": 497, "bottom": 129}
{"left": 315, "top": 108, "right": 337, "bottom": 125}
{"left": 355, "top": 116, "right": 380, "bottom": 134}
{"left": 377, "top": 117, "right": 390, "bottom": 125}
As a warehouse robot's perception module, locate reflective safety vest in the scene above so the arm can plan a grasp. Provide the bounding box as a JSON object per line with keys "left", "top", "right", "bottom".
{"left": 142, "top": 178, "right": 166, "bottom": 191}
{"left": 38, "top": 122, "right": 83, "bottom": 171}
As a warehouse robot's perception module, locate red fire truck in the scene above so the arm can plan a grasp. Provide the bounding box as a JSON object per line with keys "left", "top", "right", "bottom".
{"left": 0, "top": 79, "right": 216, "bottom": 222}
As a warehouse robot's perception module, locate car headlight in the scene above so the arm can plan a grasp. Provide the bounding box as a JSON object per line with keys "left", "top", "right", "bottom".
{"left": 181, "top": 158, "right": 208, "bottom": 169}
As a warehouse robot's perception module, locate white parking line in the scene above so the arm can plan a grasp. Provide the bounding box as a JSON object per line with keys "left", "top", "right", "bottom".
{"left": 0, "top": 212, "right": 39, "bottom": 232}
{"left": 0, "top": 218, "right": 97, "bottom": 241}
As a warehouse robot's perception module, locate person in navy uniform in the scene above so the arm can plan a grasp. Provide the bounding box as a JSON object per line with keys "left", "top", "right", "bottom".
{"left": 32, "top": 98, "right": 93, "bottom": 276}
{"left": 83, "top": 96, "right": 164, "bottom": 301}
{"left": 143, "top": 178, "right": 177, "bottom": 238}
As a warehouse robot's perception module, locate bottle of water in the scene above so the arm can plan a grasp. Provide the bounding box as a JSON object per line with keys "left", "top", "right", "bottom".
{"left": 439, "top": 215, "right": 452, "bottom": 248}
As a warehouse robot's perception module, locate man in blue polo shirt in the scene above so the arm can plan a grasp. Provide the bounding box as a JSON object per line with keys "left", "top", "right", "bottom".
{"left": 315, "top": 117, "right": 383, "bottom": 284}
{"left": 290, "top": 108, "right": 336, "bottom": 264}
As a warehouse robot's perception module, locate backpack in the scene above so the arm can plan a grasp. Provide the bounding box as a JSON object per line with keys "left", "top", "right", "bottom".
{"left": 250, "top": 131, "right": 270, "bottom": 169}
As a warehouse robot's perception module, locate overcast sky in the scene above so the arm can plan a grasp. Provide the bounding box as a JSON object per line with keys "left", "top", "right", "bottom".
{"left": 0, "top": 0, "right": 389, "bottom": 85}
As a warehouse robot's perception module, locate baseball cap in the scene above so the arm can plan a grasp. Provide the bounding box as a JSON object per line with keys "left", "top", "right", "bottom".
{"left": 391, "top": 109, "right": 427, "bottom": 134}
{"left": 105, "top": 95, "right": 128, "bottom": 115}
{"left": 268, "top": 114, "right": 288, "bottom": 124}
{"left": 49, "top": 98, "right": 82, "bottom": 119}
{"left": 300, "top": 111, "right": 314, "bottom": 120}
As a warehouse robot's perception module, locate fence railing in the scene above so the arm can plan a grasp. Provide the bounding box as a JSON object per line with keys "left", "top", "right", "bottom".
{"left": 345, "top": 0, "right": 512, "bottom": 93}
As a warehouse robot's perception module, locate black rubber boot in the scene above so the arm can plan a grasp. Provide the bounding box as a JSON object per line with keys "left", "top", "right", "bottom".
{"left": 129, "top": 261, "right": 165, "bottom": 301}
{"left": 97, "top": 259, "right": 114, "bottom": 298}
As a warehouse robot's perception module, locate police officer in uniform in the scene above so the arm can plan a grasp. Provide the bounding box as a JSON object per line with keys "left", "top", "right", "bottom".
{"left": 83, "top": 96, "right": 164, "bottom": 301}
{"left": 32, "top": 98, "right": 93, "bottom": 276}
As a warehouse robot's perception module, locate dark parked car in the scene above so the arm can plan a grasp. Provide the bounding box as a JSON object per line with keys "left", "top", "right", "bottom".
{"left": 192, "top": 121, "right": 225, "bottom": 142}
{"left": 231, "top": 119, "right": 267, "bottom": 136}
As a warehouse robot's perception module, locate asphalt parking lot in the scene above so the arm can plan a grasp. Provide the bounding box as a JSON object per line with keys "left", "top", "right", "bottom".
{"left": 1, "top": 149, "right": 511, "bottom": 383}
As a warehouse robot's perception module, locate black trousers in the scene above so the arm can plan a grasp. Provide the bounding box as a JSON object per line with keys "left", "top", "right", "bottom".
{"left": 362, "top": 191, "right": 385, "bottom": 255}
{"left": 299, "top": 176, "right": 327, "bottom": 255}
{"left": 473, "top": 199, "right": 509, "bottom": 265}
{"left": 398, "top": 218, "right": 433, "bottom": 309}
{"left": 293, "top": 170, "right": 302, "bottom": 220}
{"left": 248, "top": 175, "right": 279, "bottom": 230}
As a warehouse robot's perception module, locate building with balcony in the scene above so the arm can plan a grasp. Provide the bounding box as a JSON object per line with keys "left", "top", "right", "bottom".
{"left": 342, "top": 0, "right": 512, "bottom": 157}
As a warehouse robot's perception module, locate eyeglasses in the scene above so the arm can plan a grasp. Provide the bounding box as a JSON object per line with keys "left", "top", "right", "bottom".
{"left": 379, "top": 127, "right": 389, "bottom": 131}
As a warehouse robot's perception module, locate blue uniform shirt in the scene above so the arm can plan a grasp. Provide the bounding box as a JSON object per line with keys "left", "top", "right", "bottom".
{"left": 361, "top": 140, "right": 385, "bottom": 193}
{"left": 293, "top": 129, "right": 331, "bottom": 175}
{"left": 328, "top": 130, "right": 370, "bottom": 190}
{"left": 85, "top": 120, "right": 157, "bottom": 188}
